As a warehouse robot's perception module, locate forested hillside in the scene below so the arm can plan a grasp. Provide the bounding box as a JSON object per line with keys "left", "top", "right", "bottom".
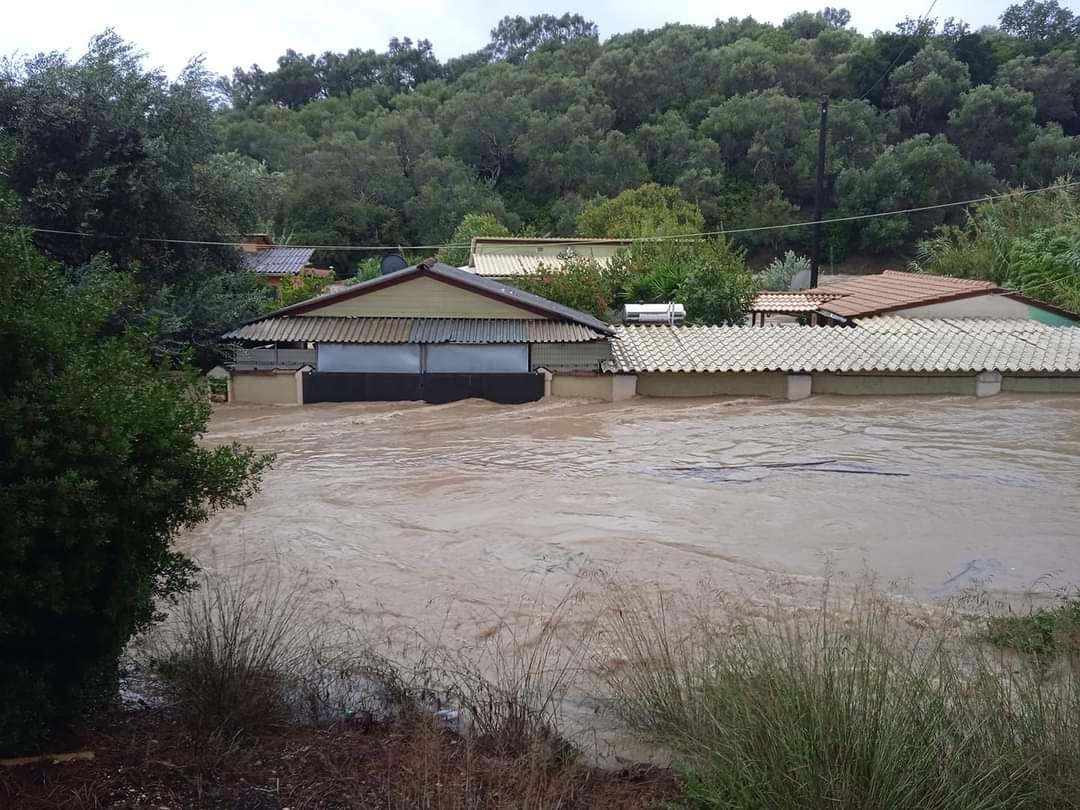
{"left": 218, "top": 3, "right": 1080, "bottom": 267}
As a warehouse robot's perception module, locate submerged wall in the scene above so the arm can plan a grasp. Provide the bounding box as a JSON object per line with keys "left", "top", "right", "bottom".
{"left": 231, "top": 370, "right": 300, "bottom": 404}
{"left": 635, "top": 372, "right": 788, "bottom": 398}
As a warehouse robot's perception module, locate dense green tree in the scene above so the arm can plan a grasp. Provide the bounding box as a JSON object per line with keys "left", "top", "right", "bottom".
{"left": 837, "top": 134, "right": 996, "bottom": 252}
{"left": 437, "top": 212, "right": 513, "bottom": 266}
{"left": 0, "top": 232, "right": 270, "bottom": 753}
{"left": 890, "top": 46, "right": 972, "bottom": 132}
{"left": 948, "top": 84, "right": 1037, "bottom": 180}
{"left": 999, "top": 0, "right": 1079, "bottom": 50}
{"left": 487, "top": 14, "right": 598, "bottom": 64}
{"left": 0, "top": 32, "right": 278, "bottom": 366}
{"left": 576, "top": 183, "right": 705, "bottom": 238}
{"left": 1019, "top": 124, "right": 1080, "bottom": 185}
{"left": 996, "top": 51, "right": 1080, "bottom": 127}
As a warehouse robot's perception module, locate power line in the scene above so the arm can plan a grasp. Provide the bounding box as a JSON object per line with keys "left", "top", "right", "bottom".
{"left": 5, "top": 180, "right": 1079, "bottom": 256}
{"left": 857, "top": 0, "right": 940, "bottom": 101}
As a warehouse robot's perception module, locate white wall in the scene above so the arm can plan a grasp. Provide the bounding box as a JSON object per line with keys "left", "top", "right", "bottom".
{"left": 317, "top": 343, "right": 421, "bottom": 373}
{"left": 425, "top": 344, "right": 528, "bottom": 373}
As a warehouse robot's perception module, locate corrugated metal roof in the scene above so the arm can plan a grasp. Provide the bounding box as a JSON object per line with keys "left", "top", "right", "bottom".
{"left": 242, "top": 246, "right": 316, "bottom": 275}
{"left": 470, "top": 253, "right": 616, "bottom": 277}
{"left": 611, "top": 321, "right": 1080, "bottom": 374}
{"left": 237, "top": 259, "right": 614, "bottom": 336}
{"left": 223, "top": 317, "right": 606, "bottom": 344}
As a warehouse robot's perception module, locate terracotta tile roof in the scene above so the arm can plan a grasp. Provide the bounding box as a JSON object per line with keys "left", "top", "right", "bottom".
{"left": 808, "top": 271, "right": 998, "bottom": 318}
{"left": 223, "top": 317, "right": 606, "bottom": 344}
{"left": 750, "top": 291, "right": 841, "bottom": 312}
{"left": 611, "top": 320, "right": 1080, "bottom": 374}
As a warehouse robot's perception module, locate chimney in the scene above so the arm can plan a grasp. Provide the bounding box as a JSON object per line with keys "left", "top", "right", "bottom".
{"left": 240, "top": 233, "right": 274, "bottom": 253}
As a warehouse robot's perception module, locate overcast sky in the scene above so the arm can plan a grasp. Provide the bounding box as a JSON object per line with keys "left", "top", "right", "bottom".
{"left": 3, "top": 0, "right": 1017, "bottom": 77}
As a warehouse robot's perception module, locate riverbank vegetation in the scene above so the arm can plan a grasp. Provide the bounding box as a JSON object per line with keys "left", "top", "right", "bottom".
{"left": 5, "top": 570, "right": 1080, "bottom": 808}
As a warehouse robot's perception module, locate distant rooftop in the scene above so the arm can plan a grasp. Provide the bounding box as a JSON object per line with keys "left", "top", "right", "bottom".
{"left": 468, "top": 236, "right": 631, "bottom": 277}
{"left": 241, "top": 245, "right": 317, "bottom": 276}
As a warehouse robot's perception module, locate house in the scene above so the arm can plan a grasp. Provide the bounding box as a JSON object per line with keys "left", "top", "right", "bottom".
{"left": 750, "top": 271, "right": 1079, "bottom": 326}
{"left": 465, "top": 237, "right": 631, "bottom": 278}
{"left": 239, "top": 234, "right": 332, "bottom": 290}
{"left": 222, "top": 258, "right": 614, "bottom": 405}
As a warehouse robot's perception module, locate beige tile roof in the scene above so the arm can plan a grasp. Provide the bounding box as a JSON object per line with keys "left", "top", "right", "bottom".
{"left": 611, "top": 320, "right": 1080, "bottom": 374}
{"left": 470, "top": 253, "right": 616, "bottom": 277}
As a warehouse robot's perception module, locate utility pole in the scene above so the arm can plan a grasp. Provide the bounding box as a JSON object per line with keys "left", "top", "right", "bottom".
{"left": 810, "top": 96, "right": 828, "bottom": 290}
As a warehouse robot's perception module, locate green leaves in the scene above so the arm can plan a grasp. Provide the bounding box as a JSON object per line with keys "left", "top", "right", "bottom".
{"left": 0, "top": 233, "right": 271, "bottom": 753}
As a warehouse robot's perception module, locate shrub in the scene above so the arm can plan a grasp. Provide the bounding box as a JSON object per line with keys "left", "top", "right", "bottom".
{"left": 759, "top": 250, "right": 811, "bottom": 291}
{"left": 0, "top": 232, "right": 270, "bottom": 754}
{"left": 600, "top": 583, "right": 1080, "bottom": 809}
{"left": 279, "top": 272, "right": 332, "bottom": 306}
{"left": 511, "top": 256, "right": 620, "bottom": 319}
{"left": 437, "top": 212, "right": 513, "bottom": 267}
{"left": 577, "top": 183, "right": 705, "bottom": 238}
{"left": 674, "top": 238, "right": 757, "bottom": 325}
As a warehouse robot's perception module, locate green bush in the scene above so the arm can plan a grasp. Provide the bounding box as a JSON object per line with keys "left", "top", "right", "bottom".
{"left": 601, "top": 585, "right": 1080, "bottom": 809}
{"left": 511, "top": 256, "right": 621, "bottom": 319}
{"left": 758, "top": 250, "right": 811, "bottom": 291}
{"left": 0, "top": 232, "right": 271, "bottom": 753}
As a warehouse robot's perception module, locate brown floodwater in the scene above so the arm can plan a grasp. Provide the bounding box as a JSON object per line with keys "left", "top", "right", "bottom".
{"left": 183, "top": 394, "right": 1080, "bottom": 636}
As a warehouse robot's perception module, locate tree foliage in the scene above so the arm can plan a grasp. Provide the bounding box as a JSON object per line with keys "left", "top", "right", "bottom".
{"left": 0, "top": 31, "right": 277, "bottom": 367}
{"left": 437, "top": 212, "right": 512, "bottom": 267}
{"left": 576, "top": 183, "right": 705, "bottom": 238}
{"left": 189, "top": 5, "right": 1080, "bottom": 262}
{"left": 0, "top": 232, "right": 270, "bottom": 753}
{"left": 912, "top": 181, "right": 1080, "bottom": 311}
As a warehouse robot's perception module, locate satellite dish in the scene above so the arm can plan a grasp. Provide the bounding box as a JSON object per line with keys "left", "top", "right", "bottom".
{"left": 380, "top": 254, "right": 408, "bottom": 276}
{"left": 790, "top": 268, "right": 812, "bottom": 291}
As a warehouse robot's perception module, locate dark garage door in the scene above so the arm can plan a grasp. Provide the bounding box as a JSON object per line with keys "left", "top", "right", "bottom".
{"left": 303, "top": 372, "right": 544, "bottom": 405}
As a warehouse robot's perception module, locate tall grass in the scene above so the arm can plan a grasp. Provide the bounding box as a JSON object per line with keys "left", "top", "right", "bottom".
{"left": 599, "top": 583, "right": 1080, "bottom": 809}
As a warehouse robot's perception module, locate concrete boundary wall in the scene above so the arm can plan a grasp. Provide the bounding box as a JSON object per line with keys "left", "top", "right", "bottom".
{"left": 231, "top": 369, "right": 301, "bottom": 404}
{"left": 550, "top": 373, "right": 637, "bottom": 401}
{"left": 812, "top": 373, "right": 976, "bottom": 397}
{"left": 1002, "top": 376, "right": 1080, "bottom": 394}
{"left": 635, "top": 371, "right": 788, "bottom": 399}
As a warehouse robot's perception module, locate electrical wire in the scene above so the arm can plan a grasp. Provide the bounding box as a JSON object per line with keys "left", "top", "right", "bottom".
{"left": 856, "top": 0, "right": 940, "bottom": 101}
{"left": 5, "top": 180, "right": 1079, "bottom": 256}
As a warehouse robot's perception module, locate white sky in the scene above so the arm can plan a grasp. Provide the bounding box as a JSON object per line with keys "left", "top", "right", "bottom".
{"left": 2, "top": 0, "right": 1018, "bottom": 77}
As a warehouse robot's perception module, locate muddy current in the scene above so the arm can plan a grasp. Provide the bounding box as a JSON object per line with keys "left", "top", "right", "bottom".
{"left": 183, "top": 394, "right": 1080, "bottom": 636}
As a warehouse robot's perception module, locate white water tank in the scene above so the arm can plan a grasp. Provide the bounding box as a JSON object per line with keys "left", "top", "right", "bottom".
{"left": 623, "top": 303, "right": 686, "bottom": 324}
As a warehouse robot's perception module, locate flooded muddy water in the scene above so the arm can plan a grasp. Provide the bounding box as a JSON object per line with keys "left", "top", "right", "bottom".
{"left": 184, "top": 394, "right": 1080, "bottom": 636}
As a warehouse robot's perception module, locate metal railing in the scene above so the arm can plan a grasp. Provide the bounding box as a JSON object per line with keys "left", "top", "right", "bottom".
{"left": 229, "top": 347, "right": 316, "bottom": 370}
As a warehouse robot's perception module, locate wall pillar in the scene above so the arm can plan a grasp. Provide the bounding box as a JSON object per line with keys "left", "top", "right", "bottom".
{"left": 295, "top": 365, "right": 312, "bottom": 405}
{"left": 537, "top": 367, "right": 553, "bottom": 398}
{"left": 226, "top": 373, "right": 235, "bottom": 404}
{"left": 975, "top": 370, "right": 1002, "bottom": 398}
{"left": 786, "top": 373, "right": 812, "bottom": 401}
{"left": 610, "top": 374, "right": 638, "bottom": 401}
